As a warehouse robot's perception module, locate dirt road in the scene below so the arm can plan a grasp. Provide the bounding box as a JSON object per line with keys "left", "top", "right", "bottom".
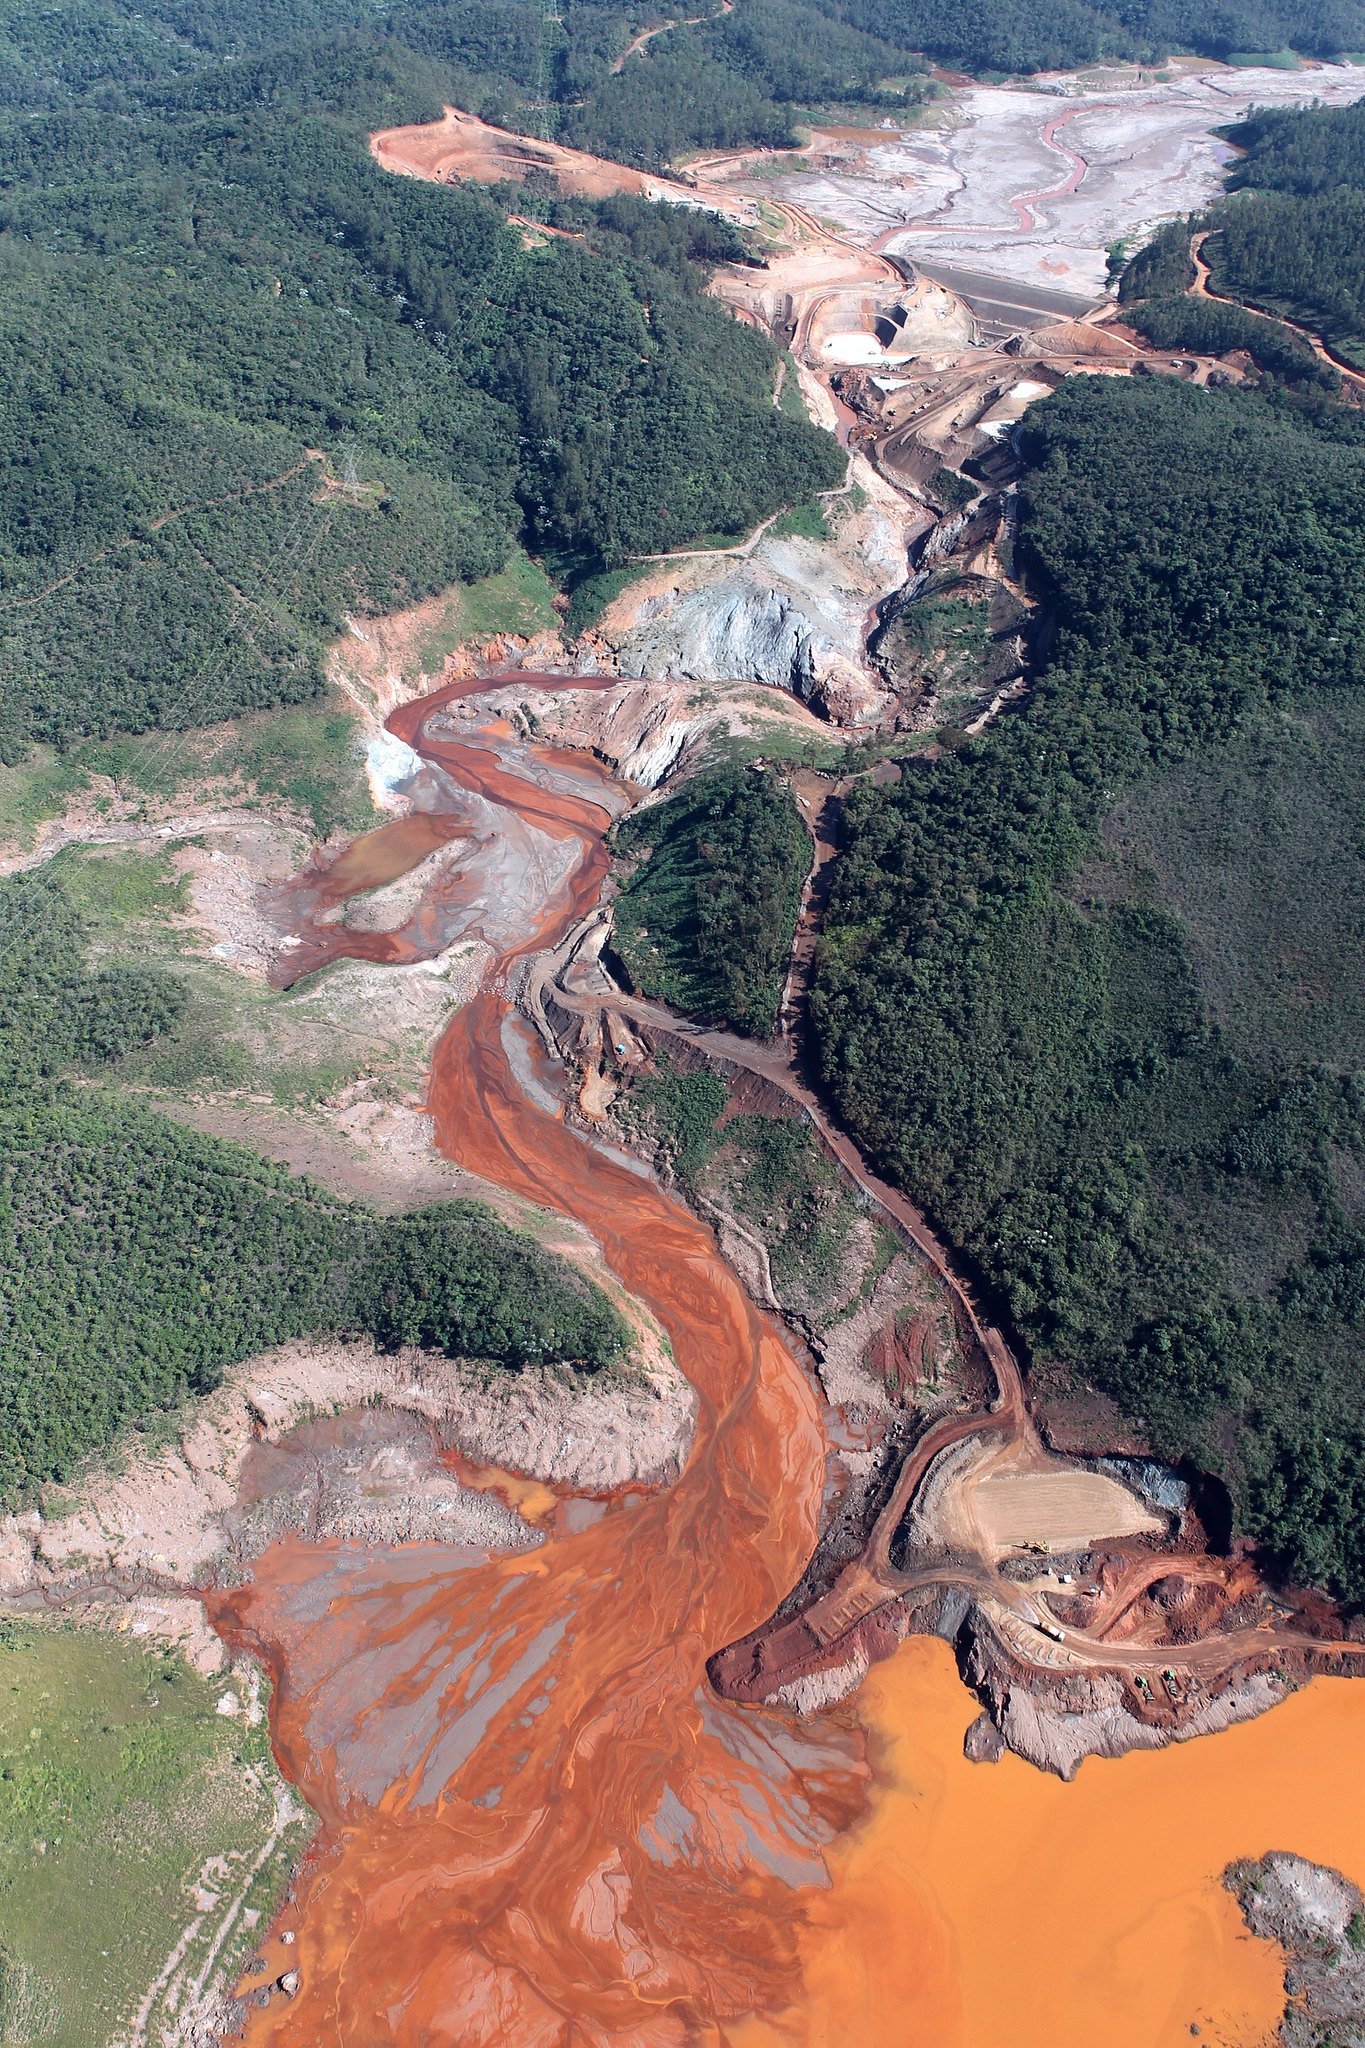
{"left": 1190, "top": 226, "right": 1365, "bottom": 390}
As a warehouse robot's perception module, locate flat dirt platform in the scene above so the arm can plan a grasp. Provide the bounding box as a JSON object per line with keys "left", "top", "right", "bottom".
{"left": 371, "top": 105, "right": 744, "bottom": 213}
{"left": 973, "top": 1469, "right": 1161, "bottom": 1553}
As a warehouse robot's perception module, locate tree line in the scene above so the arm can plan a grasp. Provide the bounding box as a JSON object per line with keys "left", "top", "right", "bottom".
{"left": 0, "top": 2, "right": 839, "bottom": 759}
{"left": 811, "top": 374, "right": 1365, "bottom": 1597}
{"left": 1121, "top": 98, "right": 1365, "bottom": 376}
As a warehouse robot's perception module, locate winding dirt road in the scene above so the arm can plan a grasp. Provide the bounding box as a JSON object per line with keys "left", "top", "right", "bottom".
{"left": 534, "top": 869, "right": 1365, "bottom": 1705}
{"left": 1190, "top": 226, "right": 1365, "bottom": 391}
{"left": 610, "top": 0, "right": 732, "bottom": 73}
{"left": 205, "top": 667, "right": 1365, "bottom": 2046}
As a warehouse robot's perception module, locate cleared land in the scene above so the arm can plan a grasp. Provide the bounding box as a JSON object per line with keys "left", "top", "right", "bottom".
{"left": 371, "top": 105, "right": 751, "bottom": 215}
{"left": 697, "top": 69, "right": 1365, "bottom": 297}
{"left": 971, "top": 1469, "right": 1162, "bottom": 1553}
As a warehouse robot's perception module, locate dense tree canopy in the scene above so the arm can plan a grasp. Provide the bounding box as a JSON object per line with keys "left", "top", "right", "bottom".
{"left": 817, "top": 0, "right": 1360, "bottom": 71}
{"left": 1205, "top": 99, "right": 1365, "bottom": 369}
{"left": 613, "top": 765, "right": 810, "bottom": 1037}
{"left": 811, "top": 376, "right": 1365, "bottom": 1596}
{"left": 1122, "top": 290, "right": 1339, "bottom": 387}
{"left": 1122, "top": 99, "right": 1365, "bottom": 374}
{"left": 0, "top": 3, "right": 839, "bottom": 756}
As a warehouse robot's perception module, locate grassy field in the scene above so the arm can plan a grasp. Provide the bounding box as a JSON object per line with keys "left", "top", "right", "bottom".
{"left": 766, "top": 500, "right": 830, "bottom": 542}
{"left": 777, "top": 355, "right": 811, "bottom": 424}
{"left": 0, "top": 1621, "right": 310, "bottom": 2048}
{"left": 409, "top": 552, "right": 558, "bottom": 671}
{"left": 47, "top": 842, "right": 190, "bottom": 932}
{"left": 0, "top": 695, "right": 375, "bottom": 851}
{"left": 565, "top": 561, "right": 656, "bottom": 635}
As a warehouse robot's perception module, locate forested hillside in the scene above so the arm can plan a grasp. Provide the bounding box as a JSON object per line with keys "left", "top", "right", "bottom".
{"left": 612, "top": 765, "right": 810, "bottom": 1037}
{"left": 0, "top": 869, "right": 627, "bottom": 1502}
{"left": 811, "top": 376, "right": 1365, "bottom": 1597}
{"left": 3, "top": 0, "right": 1351, "bottom": 762}
{"left": 1121, "top": 98, "right": 1365, "bottom": 374}
{"left": 1207, "top": 97, "right": 1365, "bottom": 370}
{"left": 821, "top": 0, "right": 1359, "bottom": 71}
{"left": 9, "top": 0, "right": 1364, "bottom": 1564}
{"left": 0, "top": 4, "right": 839, "bottom": 756}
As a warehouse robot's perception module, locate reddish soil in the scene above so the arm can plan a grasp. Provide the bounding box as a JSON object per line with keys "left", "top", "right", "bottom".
{"left": 1190, "top": 226, "right": 1365, "bottom": 391}
{"left": 370, "top": 105, "right": 741, "bottom": 212}
{"left": 262, "top": 673, "right": 625, "bottom": 986}
{"left": 205, "top": 669, "right": 1365, "bottom": 2044}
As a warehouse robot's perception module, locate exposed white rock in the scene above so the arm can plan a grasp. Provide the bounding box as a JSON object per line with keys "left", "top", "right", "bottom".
{"left": 510, "top": 676, "right": 831, "bottom": 791}
{"left": 365, "top": 728, "right": 423, "bottom": 812}
{"left": 613, "top": 573, "right": 892, "bottom": 725}
{"left": 995, "top": 1664, "right": 1289, "bottom": 1781}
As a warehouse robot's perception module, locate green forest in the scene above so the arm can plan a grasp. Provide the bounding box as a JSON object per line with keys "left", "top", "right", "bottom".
{"left": 612, "top": 764, "right": 810, "bottom": 1037}
{"left": 2, "top": 0, "right": 1350, "bottom": 127}
{"left": 811, "top": 375, "right": 1365, "bottom": 1598}
{"left": 5, "top": 0, "right": 1365, "bottom": 1598}
{"left": 1121, "top": 98, "right": 1365, "bottom": 375}
{"left": 621, "top": 1057, "right": 876, "bottom": 1325}
{"left": 1123, "top": 289, "right": 1339, "bottom": 388}
{"left": 1210, "top": 96, "right": 1365, "bottom": 370}
{"left": 2, "top": 0, "right": 1352, "bottom": 756}
{"left": 0, "top": 868, "right": 627, "bottom": 1504}
{"left": 816, "top": 0, "right": 1360, "bottom": 71}
{"left": 0, "top": 0, "right": 840, "bottom": 757}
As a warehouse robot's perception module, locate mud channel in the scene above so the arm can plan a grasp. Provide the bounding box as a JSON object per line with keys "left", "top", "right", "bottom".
{"left": 207, "top": 674, "right": 1365, "bottom": 2047}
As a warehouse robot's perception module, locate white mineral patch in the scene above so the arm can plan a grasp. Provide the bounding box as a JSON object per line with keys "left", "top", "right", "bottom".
{"left": 778, "top": 66, "right": 1365, "bottom": 297}
{"left": 366, "top": 729, "right": 422, "bottom": 811}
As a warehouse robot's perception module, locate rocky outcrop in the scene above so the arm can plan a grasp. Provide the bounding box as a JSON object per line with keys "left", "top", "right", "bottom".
{"left": 1226, "top": 1852, "right": 1365, "bottom": 2047}
{"left": 910, "top": 491, "right": 1012, "bottom": 580}
{"left": 963, "top": 1711, "right": 1006, "bottom": 1763}
{"left": 478, "top": 673, "right": 826, "bottom": 791}
{"left": 590, "top": 514, "right": 908, "bottom": 728}
{"left": 614, "top": 573, "right": 889, "bottom": 724}
{"left": 542, "top": 679, "right": 709, "bottom": 788}
{"left": 962, "top": 1615, "right": 1290, "bottom": 1781}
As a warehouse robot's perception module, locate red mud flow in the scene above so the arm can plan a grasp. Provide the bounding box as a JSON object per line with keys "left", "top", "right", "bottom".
{"left": 261, "top": 674, "right": 624, "bottom": 986}
{"left": 207, "top": 672, "right": 1365, "bottom": 2047}
{"left": 209, "top": 675, "right": 872, "bottom": 2044}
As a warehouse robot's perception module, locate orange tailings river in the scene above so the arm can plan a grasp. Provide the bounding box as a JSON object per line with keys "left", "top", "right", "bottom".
{"left": 210, "top": 678, "right": 1365, "bottom": 2046}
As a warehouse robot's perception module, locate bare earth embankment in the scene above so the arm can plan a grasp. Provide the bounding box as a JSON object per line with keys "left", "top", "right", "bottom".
{"left": 13, "top": 66, "right": 1365, "bottom": 2045}
{"left": 0, "top": 1327, "right": 694, "bottom": 1672}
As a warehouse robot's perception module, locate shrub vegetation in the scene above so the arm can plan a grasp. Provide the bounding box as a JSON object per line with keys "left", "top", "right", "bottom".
{"left": 0, "top": 869, "right": 627, "bottom": 1504}
{"left": 612, "top": 765, "right": 809, "bottom": 1038}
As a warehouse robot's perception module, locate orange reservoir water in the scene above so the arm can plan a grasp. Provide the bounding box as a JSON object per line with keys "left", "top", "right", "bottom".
{"left": 735, "top": 1638, "right": 1365, "bottom": 2048}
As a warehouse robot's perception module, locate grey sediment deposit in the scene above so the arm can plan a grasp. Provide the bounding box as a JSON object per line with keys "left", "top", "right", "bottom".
{"left": 961, "top": 1615, "right": 1290, "bottom": 1781}
{"left": 490, "top": 671, "right": 831, "bottom": 792}
{"left": 1226, "top": 1851, "right": 1365, "bottom": 2046}
{"left": 612, "top": 567, "right": 889, "bottom": 723}
{"left": 0, "top": 1333, "right": 696, "bottom": 1669}
{"left": 591, "top": 479, "right": 919, "bottom": 728}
